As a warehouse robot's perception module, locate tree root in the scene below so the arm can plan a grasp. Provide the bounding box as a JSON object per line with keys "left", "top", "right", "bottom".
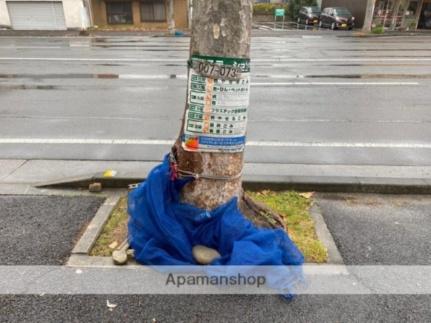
{"left": 240, "top": 192, "right": 286, "bottom": 230}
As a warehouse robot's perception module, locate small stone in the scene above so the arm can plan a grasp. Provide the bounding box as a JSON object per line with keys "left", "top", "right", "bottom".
{"left": 89, "top": 182, "right": 102, "bottom": 192}
{"left": 112, "top": 250, "right": 128, "bottom": 265}
{"left": 192, "top": 245, "right": 221, "bottom": 265}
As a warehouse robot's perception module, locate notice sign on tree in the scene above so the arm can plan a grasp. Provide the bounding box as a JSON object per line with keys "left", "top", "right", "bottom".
{"left": 182, "top": 55, "right": 251, "bottom": 153}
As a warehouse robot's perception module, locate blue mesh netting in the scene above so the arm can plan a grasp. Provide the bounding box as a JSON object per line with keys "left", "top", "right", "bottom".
{"left": 128, "top": 155, "right": 304, "bottom": 293}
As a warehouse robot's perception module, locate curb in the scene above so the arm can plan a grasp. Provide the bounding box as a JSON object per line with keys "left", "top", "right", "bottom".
{"left": 67, "top": 254, "right": 348, "bottom": 275}
{"left": 37, "top": 173, "right": 431, "bottom": 194}
{"left": 72, "top": 192, "right": 122, "bottom": 255}
{"left": 67, "top": 193, "right": 345, "bottom": 268}
{"left": 310, "top": 204, "right": 344, "bottom": 265}
{"left": 243, "top": 176, "right": 431, "bottom": 194}
{"left": 348, "top": 31, "right": 431, "bottom": 38}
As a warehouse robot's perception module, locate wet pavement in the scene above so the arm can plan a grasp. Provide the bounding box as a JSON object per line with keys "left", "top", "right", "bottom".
{"left": 1, "top": 294, "right": 430, "bottom": 323}
{"left": 317, "top": 193, "right": 431, "bottom": 265}
{"left": 0, "top": 31, "right": 431, "bottom": 166}
{"left": 1, "top": 30, "right": 431, "bottom": 322}
{"left": 0, "top": 193, "right": 430, "bottom": 322}
{"left": 0, "top": 195, "right": 104, "bottom": 265}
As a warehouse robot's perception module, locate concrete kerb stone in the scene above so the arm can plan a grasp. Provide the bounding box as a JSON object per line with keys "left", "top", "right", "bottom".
{"left": 71, "top": 191, "right": 122, "bottom": 255}
{"left": 243, "top": 176, "right": 431, "bottom": 194}
{"left": 66, "top": 254, "right": 349, "bottom": 276}
{"left": 67, "top": 195, "right": 345, "bottom": 268}
{"left": 0, "top": 183, "right": 113, "bottom": 197}
{"left": 310, "top": 204, "right": 344, "bottom": 265}
{"left": 37, "top": 173, "right": 431, "bottom": 194}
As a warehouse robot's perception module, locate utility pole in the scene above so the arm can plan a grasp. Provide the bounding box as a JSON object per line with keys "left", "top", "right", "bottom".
{"left": 363, "top": 0, "right": 376, "bottom": 32}
{"left": 173, "top": 0, "right": 252, "bottom": 210}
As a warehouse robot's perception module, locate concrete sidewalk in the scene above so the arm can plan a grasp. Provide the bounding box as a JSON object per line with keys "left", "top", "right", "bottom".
{"left": 1, "top": 159, "right": 431, "bottom": 193}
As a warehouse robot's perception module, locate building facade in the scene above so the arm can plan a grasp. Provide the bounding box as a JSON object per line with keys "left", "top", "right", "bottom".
{"left": 321, "top": 0, "right": 370, "bottom": 28}
{"left": 373, "top": 0, "right": 431, "bottom": 30}
{"left": 0, "top": 0, "right": 91, "bottom": 30}
{"left": 90, "top": 0, "right": 188, "bottom": 30}
{"left": 321, "top": 0, "right": 431, "bottom": 30}
{"left": 255, "top": 0, "right": 288, "bottom": 3}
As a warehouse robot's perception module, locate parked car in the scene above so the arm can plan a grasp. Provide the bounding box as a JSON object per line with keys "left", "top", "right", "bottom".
{"left": 297, "top": 6, "right": 321, "bottom": 25}
{"left": 319, "top": 7, "right": 355, "bottom": 30}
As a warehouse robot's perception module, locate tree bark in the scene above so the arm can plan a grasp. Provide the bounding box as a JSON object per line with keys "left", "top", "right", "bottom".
{"left": 362, "top": 0, "right": 376, "bottom": 32}
{"left": 390, "top": 0, "right": 403, "bottom": 31}
{"left": 173, "top": 0, "right": 253, "bottom": 210}
{"left": 167, "top": 0, "right": 176, "bottom": 34}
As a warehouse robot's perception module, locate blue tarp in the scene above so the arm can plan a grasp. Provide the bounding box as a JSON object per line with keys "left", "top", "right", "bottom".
{"left": 128, "top": 155, "right": 304, "bottom": 293}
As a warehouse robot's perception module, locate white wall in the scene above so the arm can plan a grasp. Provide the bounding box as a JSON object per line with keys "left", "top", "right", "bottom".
{"left": 0, "top": 0, "right": 12, "bottom": 27}
{"left": 62, "top": 0, "right": 86, "bottom": 29}
{"left": 0, "top": 0, "right": 89, "bottom": 29}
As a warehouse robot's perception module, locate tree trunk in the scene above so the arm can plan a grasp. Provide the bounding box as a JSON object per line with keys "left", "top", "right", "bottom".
{"left": 187, "top": 0, "right": 193, "bottom": 29}
{"left": 414, "top": 0, "right": 424, "bottom": 29}
{"left": 390, "top": 0, "right": 403, "bottom": 31}
{"left": 173, "top": 0, "right": 253, "bottom": 210}
{"left": 362, "top": 0, "right": 376, "bottom": 32}
{"left": 167, "top": 0, "right": 176, "bottom": 34}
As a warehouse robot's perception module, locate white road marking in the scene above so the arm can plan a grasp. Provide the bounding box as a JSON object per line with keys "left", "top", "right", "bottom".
{"left": 0, "top": 46, "right": 67, "bottom": 49}
{"left": 117, "top": 74, "right": 315, "bottom": 80}
{"left": 257, "top": 58, "right": 431, "bottom": 62}
{"left": 254, "top": 81, "right": 419, "bottom": 86}
{"left": 0, "top": 57, "right": 186, "bottom": 62}
{"left": 0, "top": 73, "right": 415, "bottom": 86}
{"left": 0, "top": 138, "right": 174, "bottom": 145}
{"left": 119, "top": 74, "right": 188, "bottom": 79}
{"left": 2, "top": 57, "right": 431, "bottom": 63}
{"left": 0, "top": 138, "right": 430, "bottom": 149}
{"left": 246, "top": 141, "right": 431, "bottom": 149}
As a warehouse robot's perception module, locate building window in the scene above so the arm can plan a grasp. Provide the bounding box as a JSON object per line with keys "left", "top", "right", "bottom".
{"left": 106, "top": 2, "right": 133, "bottom": 24}
{"left": 140, "top": 0, "right": 166, "bottom": 22}
{"left": 406, "top": 1, "right": 419, "bottom": 17}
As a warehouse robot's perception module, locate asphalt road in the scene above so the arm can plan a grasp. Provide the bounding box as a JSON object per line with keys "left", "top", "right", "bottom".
{"left": 0, "top": 195, "right": 104, "bottom": 265}
{"left": 317, "top": 193, "right": 431, "bottom": 265}
{"left": 1, "top": 295, "right": 430, "bottom": 323}
{"left": 0, "top": 193, "right": 430, "bottom": 322}
{"left": 1, "top": 31, "right": 431, "bottom": 166}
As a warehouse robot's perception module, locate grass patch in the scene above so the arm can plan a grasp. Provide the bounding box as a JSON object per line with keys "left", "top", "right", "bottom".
{"left": 371, "top": 25, "right": 385, "bottom": 34}
{"left": 90, "top": 191, "right": 328, "bottom": 263}
{"left": 90, "top": 197, "right": 128, "bottom": 257}
{"left": 248, "top": 190, "right": 327, "bottom": 263}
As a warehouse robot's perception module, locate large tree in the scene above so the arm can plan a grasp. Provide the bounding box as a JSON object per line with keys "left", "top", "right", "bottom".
{"left": 171, "top": 0, "right": 283, "bottom": 228}
{"left": 363, "top": 0, "right": 376, "bottom": 32}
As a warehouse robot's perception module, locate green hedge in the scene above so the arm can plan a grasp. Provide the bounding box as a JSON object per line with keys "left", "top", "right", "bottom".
{"left": 253, "top": 3, "right": 289, "bottom": 16}
{"left": 253, "top": 1, "right": 318, "bottom": 20}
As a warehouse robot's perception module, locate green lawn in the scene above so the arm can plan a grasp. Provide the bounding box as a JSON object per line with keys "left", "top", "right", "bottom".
{"left": 248, "top": 190, "right": 327, "bottom": 263}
